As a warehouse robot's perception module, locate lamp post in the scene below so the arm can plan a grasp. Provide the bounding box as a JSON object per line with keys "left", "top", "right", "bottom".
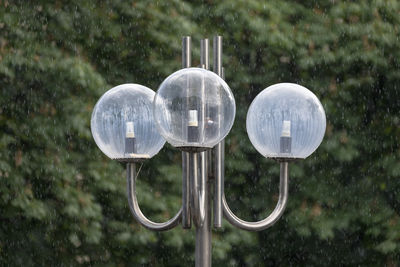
{"left": 90, "top": 36, "right": 326, "bottom": 267}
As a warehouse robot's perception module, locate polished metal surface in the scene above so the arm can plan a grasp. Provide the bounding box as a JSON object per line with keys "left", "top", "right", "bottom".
{"left": 194, "top": 38, "right": 212, "bottom": 267}
{"left": 213, "top": 141, "right": 224, "bottom": 229}
{"left": 182, "top": 36, "right": 192, "bottom": 229}
{"left": 182, "top": 152, "right": 191, "bottom": 229}
{"left": 126, "top": 163, "right": 182, "bottom": 231}
{"left": 222, "top": 162, "right": 289, "bottom": 231}
{"left": 213, "top": 36, "right": 222, "bottom": 76}
{"left": 189, "top": 152, "right": 206, "bottom": 227}
{"left": 213, "top": 35, "right": 223, "bottom": 229}
{"left": 195, "top": 161, "right": 211, "bottom": 267}
{"left": 201, "top": 39, "right": 209, "bottom": 70}
{"left": 182, "top": 36, "right": 191, "bottom": 68}
{"left": 202, "top": 38, "right": 213, "bottom": 179}
{"left": 200, "top": 39, "right": 209, "bottom": 139}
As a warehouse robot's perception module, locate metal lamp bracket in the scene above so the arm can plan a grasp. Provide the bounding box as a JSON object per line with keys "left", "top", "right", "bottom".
{"left": 125, "top": 36, "right": 290, "bottom": 266}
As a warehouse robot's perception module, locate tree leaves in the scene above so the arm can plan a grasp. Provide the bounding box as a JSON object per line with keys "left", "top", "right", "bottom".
{"left": 0, "top": 0, "right": 399, "bottom": 265}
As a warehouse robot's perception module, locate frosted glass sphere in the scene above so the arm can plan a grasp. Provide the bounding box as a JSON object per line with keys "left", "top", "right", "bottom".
{"left": 91, "top": 84, "right": 165, "bottom": 161}
{"left": 153, "top": 68, "right": 236, "bottom": 151}
{"left": 246, "top": 83, "right": 326, "bottom": 160}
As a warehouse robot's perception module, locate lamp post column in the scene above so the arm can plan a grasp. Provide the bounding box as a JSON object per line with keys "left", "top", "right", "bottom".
{"left": 182, "top": 36, "right": 192, "bottom": 229}
{"left": 213, "top": 35, "right": 223, "bottom": 229}
{"left": 195, "top": 38, "right": 212, "bottom": 267}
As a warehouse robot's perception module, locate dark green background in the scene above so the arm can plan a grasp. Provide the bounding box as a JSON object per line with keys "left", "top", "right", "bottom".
{"left": 1, "top": 0, "right": 399, "bottom": 266}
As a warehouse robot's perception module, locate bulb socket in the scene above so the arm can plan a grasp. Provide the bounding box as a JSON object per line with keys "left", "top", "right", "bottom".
{"left": 125, "top": 137, "right": 136, "bottom": 154}
{"left": 280, "top": 136, "right": 291, "bottom": 153}
{"left": 188, "top": 126, "right": 199, "bottom": 143}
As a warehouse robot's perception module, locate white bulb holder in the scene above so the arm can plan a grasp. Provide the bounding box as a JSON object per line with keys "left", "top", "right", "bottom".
{"left": 91, "top": 83, "right": 166, "bottom": 162}
{"left": 246, "top": 83, "right": 326, "bottom": 160}
{"left": 153, "top": 68, "right": 236, "bottom": 151}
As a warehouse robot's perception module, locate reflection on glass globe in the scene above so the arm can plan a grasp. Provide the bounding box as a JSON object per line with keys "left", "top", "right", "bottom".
{"left": 153, "top": 68, "right": 236, "bottom": 151}
{"left": 91, "top": 84, "right": 165, "bottom": 161}
{"left": 246, "top": 83, "right": 326, "bottom": 159}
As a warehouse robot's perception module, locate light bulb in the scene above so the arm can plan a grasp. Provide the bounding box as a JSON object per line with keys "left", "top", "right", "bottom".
{"left": 125, "top": 121, "right": 135, "bottom": 138}
{"left": 246, "top": 83, "right": 326, "bottom": 160}
{"left": 188, "top": 110, "right": 199, "bottom": 127}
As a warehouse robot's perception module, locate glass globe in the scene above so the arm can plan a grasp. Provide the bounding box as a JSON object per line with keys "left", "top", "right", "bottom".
{"left": 246, "top": 83, "right": 326, "bottom": 160}
{"left": 153, "top": 68, "right": 236, "bottom": 151}
{"left": 91, "top": 84, "right": 165, "bottom": 161}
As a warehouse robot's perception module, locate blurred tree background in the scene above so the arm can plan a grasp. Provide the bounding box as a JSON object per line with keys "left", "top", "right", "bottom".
{"left": 0, "top": 0, "right": 399, "bottom": 266}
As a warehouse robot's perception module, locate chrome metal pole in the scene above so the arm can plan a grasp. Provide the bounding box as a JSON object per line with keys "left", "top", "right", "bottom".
{"left": 201, "top": 38, "right": 210, "bottom": 70}
{"left": 189, "top": 151, "right": 211, "bottom": 266}
{"left": 182, "top": 36, "right": 192, "bottom": 68}
{"left": 213, "top": 36, "right": 222, "bottom": 76}
{"left": 189, "top": 152, "right": 206, "bottom": 227}
{"left": 195, "top": 178, "right": 211, "bottom": 267}
{"left": 213, "top": 35, "right": 223, "bottom": 229}
{"left": 200, "top": 39, "right": 209, "bottom": 143}
{"left": 194, "top": 38, "right": 212, "bottom": 267}
{"left": 182, "top": 36, "right": 192, "bottom": 229}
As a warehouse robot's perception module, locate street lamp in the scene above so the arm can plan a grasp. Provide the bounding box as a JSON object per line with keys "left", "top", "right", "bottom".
{"left": 90, "top": 36, "right": 326, "bottom": 266}
{"left": 153, "top": 67, "right": 236, "bottom": 151}
{"left": 246, "top": 83, "right": 326, "bottom": 160}
{"left": 91, "top": 83, "right": 165, "bottom": 161}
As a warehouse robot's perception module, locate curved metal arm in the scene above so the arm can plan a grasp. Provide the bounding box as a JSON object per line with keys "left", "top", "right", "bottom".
{"left": 222, "top": 162, "right": 289, "bottom": 231}
{"left": 127, "top": 163, "right": 182, "bottom": 231}
{"left": 189, "top": 152, "right": 206, "bottom": 228}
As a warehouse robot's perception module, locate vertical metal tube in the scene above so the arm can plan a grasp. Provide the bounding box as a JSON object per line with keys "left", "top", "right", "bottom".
{"left": 189, "top": 152, "right": 205, "bottom": 227}
{"left": 213, "top": 36, "right": 222, "bottom": 76}
{"left": 195, "top": 159, "right": 211, "bottom": 267}
{"left": 202, "top": 39, "right": 214, "bottom": 180}
{"left": 213, "top": 35, "right": 223, "bottom": 229}
{"left": 182, "top": 36, "right": 192, "bottom": 229}
{"left": 213, "top": 142, "right": 224, "bottom": 228}
{"left": 200, "top": 39, "right": 208, "bottom": 143}
{"left": 182, "top": 36, "right": 191, "bottom": 69}
{"left": 195, "top": 38, "right": 212, "bottom": 267}
{"left": 201, "top": 39, "right": 209, "bottom": 69}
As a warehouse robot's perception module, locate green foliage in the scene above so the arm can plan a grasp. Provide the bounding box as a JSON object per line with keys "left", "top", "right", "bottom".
{"left": 0, "top": 0, "right": 399, "bottom": 266}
